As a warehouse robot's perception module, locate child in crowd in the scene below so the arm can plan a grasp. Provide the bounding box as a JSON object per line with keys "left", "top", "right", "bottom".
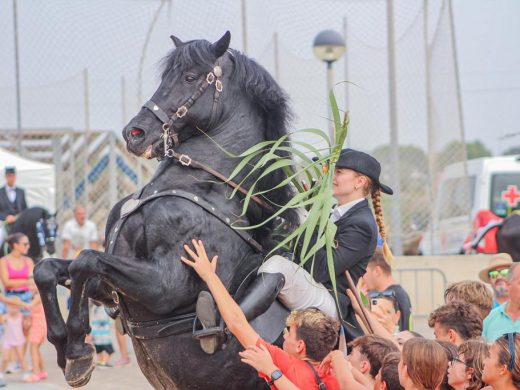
{"left": 23, "top": 291, "right": 47, "bottom": 383}
{"left": 90, "top": 301, "right": 114, "bottom": 368}
{"left": 0, "top": 299, "right": 28, "bottom": 378}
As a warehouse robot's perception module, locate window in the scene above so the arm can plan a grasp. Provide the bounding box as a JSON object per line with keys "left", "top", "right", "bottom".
{"left": 490, "top": 173, "right": 520, "bottom": 217}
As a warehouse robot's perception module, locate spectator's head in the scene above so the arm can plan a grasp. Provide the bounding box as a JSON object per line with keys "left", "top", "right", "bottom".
{"left": 363, "top": 250, "right": 392, "bottom": 290}
{"left": 435, "top": 340, "right": 458, "bottom": 390}
{"left": 284, "top": 307, "right": 339, "bottom": 362}
{"left": 505, "top": 263, "right": 520, "bottom": 306}
{"left": 444, "top": 280, "right": 493, "bottom": 320}
{"left": 374, "top": 352, "right": 404, "bottom": 390}
{"left": 4, "top": 166, "right": 16, "bottom": 187}
{"left": 428, "top": 302, "right": 483, "bottom": 346}
{"left": 369, "top": 290, "right": 401, "bottom": 333}
{"left": 447, "top": 339, "right": 489, "bottom": 390}
{"left": 399, "top": 338, "right": 448, "bottom": 390}
{"left": 395, "top": 330, "right": 424, "bottom": 347}
{"left": 482, "top": 333, "right": 520, "bottom": 389}
{"left": 347, "top": 334, "right": 399, "bottom": 382}
{"left": 74, "top": 206, "right": 87, "bottom": 226}
{"left": 6, "top": 233, "right": 30, "bottom": 256}
{"left": 479, "top": 253, "right": 513, "bottom": 300}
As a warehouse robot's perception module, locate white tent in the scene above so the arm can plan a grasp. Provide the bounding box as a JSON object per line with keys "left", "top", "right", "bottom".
{"left": 0, "top": 148, "right": 55, "bottom": 213}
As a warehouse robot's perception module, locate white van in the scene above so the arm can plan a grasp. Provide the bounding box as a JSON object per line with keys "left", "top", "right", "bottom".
{"left": 422, "top": 155, "right": 520, "bottom": 255}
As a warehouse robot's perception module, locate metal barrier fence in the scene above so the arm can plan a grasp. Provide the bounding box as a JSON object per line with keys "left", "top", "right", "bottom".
{"left": 394, "top": 267, "right": 448, "bottom": 318}
{"left": 0, "top": 129, "right": 157, "bottom": 242}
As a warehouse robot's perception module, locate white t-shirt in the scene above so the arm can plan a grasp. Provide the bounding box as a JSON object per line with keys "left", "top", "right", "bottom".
{"left": 61, "top": 219, "right": 99, "bottom": 258}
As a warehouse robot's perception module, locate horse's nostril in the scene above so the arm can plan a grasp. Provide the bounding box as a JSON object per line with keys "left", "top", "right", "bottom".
{"left": 130, "top": 128, "right": 145, "bottom": 138}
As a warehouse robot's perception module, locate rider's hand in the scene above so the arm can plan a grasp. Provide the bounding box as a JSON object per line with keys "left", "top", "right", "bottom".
{"left": 181, "top": 239, "right": 218, "bottom": 282}
{"left": 239, "top": 344, "right": 277, "bottom": 376}
{"left": 5, "top": 215, "right": 16, "bottom": 224}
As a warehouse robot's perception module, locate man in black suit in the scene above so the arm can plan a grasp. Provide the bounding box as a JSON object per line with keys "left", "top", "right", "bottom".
{"left": 0, "top": 166, "right": 28, "bottom": 225}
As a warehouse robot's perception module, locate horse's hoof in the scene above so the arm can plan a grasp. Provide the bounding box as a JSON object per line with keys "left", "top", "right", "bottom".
{"left": 65, "top": 344, "right": 96, "bottom": 387}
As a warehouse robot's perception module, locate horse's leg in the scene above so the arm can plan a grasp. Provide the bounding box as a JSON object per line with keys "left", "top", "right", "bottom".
{"left": 65, "top": 249, "right": 175, "bottom": 386}
{"left": 33, "top": 258, "right": 72, "bottom": 370}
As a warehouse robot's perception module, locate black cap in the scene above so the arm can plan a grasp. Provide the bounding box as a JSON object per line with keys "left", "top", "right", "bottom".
{"left": 335, "top": 149, "right": 393, "bottom": 195}
{"left": 4, "top": 167, "right": 16, "bottom": 175}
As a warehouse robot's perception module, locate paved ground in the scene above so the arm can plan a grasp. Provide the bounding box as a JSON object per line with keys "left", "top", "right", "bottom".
{"left": 3, "top": 338, "right": 152, "bottom": 390}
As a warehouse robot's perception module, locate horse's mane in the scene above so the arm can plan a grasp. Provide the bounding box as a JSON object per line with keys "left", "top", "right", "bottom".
{"left": 161, "top": 39, "right": 299, "bottom": 248}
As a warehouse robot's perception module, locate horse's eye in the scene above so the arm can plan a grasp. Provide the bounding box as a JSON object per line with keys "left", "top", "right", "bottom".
{"left": 184, "top": 75, "right": 197, "bottom": 83}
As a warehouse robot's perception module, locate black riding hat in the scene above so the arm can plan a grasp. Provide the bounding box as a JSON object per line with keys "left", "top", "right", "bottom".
{"left": 335, "top": 149, "right": 393, "bottom": 195}
{"left": 5, "top": 166, "right": 16, "bottom": 175}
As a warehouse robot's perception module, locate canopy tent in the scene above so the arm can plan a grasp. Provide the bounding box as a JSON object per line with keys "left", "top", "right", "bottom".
{"left": 0, "top": 148, "right": 55, "bottom": 213}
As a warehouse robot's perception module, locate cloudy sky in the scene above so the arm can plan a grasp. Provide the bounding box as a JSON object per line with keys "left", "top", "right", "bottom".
{"left": 1, "top": 0, "right": 519, "bottom": 155}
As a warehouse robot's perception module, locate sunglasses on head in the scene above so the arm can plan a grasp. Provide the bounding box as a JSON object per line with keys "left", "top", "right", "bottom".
{"left": 488, "top": 269, "right": 509, "bottom": 279}
{"left": 368, "top": 290, "right": 396, "bottom": 299}
{"left": 505, "top": 332, "right": 517, "bottom": 372}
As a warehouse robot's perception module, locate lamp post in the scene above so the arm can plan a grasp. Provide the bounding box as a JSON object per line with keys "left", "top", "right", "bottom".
{"left": 313, "top": 30, "right": 346, "bottom": 143}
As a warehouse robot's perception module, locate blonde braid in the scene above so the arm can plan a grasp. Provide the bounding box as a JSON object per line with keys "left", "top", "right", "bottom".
{"left": 371, "top": 187, "right": 394, "bottom": 263}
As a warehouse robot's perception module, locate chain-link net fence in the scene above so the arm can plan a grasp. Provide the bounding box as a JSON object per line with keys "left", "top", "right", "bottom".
{"left": 0, "top": 0, "right": 469, "bottom": 254}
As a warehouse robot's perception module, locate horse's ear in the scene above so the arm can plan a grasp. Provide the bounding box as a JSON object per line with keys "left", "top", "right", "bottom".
{"left": 170, "top": 35, "right": 184, "bottom": 48}
{"left": 211, "top": 31, "right": 231, "bottom": 58}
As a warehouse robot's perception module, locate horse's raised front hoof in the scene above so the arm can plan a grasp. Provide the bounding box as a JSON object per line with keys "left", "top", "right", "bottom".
{"left": 65, "top": 344, "right": 96, "bottom": 387}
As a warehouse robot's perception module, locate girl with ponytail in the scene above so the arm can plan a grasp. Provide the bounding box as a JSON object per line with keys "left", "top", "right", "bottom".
{"left": 189, "top": 148, "right": 392, "bottom": 353}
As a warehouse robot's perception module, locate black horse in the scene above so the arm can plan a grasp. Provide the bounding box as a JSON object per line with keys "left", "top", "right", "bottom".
{"left": 1, "top": 206, "right": 57, "bottom": 262}
{"left": 35, "top": 31, "right": 300, "bottom": 389}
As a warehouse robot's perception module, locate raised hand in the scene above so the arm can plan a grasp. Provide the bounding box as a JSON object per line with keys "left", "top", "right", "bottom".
{"left": 181, "top": 239, "right": 218, "bottom": 282}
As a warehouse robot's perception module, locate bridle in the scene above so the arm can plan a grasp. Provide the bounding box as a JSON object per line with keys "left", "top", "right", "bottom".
{"left": 142, "top": 53, "right": 273, "bottom": 212}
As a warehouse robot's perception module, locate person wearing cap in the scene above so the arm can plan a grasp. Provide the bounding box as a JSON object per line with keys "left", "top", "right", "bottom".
{"left": 479, "top": 253, "right": 513, "bottom": 309}
{"left": 0, "top": 167, "right": 28, "bottom": 226}
{"left": 192, "top": 148, "right": 393, "bottom": 353}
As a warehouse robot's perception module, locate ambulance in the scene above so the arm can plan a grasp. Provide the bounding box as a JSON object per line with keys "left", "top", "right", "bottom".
{"left": 421, "top": 155, "right": 520, "bottom": 255}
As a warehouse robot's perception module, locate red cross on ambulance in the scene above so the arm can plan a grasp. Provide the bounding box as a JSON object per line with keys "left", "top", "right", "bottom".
{"left": 501, "top": 185, "right": 520, "bottom": 207}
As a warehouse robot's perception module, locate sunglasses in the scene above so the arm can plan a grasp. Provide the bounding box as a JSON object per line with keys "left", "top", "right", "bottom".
{"left": 368, "top": 290, "right": 396, "bottom": 299}
{"left": 488, "top": 269, "right": 509, "bottom": 279}
{"left": 506, "top": 332, "right": 517, "bottom": 372}
{"left": 450, "top": 356, "right": 466, "bottom": 366}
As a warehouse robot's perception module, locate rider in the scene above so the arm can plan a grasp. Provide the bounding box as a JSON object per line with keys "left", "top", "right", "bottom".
{"left": 194, "top": 148, "right": 393, "bottom": 352}
{"left": 0, "top": 167, "right": 28, "bottom": 246}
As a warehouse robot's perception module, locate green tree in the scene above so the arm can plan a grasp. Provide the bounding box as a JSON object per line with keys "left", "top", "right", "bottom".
{"left": 502, "top": 145, "right": 520, "bottom": 156}
{"left": 466, "top": 140, "right": 492, "bottom": 159}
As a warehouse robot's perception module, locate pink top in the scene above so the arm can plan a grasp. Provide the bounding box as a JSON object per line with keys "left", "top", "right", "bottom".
{"left": 3, "top": 312, "right": 25, "bottom": 348}
{"left": 6, "top": 257, "right": 30, "bottom": 292}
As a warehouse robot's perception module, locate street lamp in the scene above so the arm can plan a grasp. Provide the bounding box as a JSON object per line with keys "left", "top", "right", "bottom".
{"left": 313, "top": 30, "right": 346, "bottom": 142}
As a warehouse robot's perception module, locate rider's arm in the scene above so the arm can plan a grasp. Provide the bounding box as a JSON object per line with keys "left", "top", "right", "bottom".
{"left": 303, "top": 220, "right": 373, "bottom": 284}
{"left": 181, "top": 240, "right": 259, "bottom": 348}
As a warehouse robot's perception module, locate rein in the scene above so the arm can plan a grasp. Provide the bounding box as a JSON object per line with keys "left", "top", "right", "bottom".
{"left": 142, "top": 55, "right": 273, "bottom": 213}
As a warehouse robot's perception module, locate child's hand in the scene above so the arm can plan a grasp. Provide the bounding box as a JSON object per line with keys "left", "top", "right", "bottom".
{"left": 181, "top": 240, "right": 218, "bottom": 282}
{"left": 239, "top": 344, "right": 277, "bottom": 376}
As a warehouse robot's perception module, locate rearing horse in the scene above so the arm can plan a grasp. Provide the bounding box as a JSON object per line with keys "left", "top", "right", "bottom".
{"left": 34, "top": 31, "right": 299, "bottom": 389}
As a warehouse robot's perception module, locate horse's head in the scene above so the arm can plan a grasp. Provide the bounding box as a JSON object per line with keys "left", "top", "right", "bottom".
{"left": 123, "top": 31, "right": 233, "bottom": 159}
{"left": 37, "top": 212, "right": 58, "bottom": 256}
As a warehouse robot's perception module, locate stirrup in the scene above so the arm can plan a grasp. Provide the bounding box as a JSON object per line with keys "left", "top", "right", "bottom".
{"left": 193, "top": 291, "right": 226, "bottom": 354}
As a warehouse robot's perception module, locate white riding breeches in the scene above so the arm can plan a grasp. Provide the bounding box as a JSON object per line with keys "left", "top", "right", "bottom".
{"left": 258, "top": 255, "right": 339, "bottom": 320}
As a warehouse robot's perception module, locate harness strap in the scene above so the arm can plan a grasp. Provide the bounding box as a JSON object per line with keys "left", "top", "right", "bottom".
{"left": 108, "top": 189, "right": 263, "bottom": 254}
{"left": 167, "top": 150, "right": 274, "bottom": 212}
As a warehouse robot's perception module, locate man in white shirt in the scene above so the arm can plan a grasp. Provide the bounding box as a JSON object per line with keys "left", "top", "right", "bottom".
{"left": 61, "top": 206, "right": 99, "bottom": 259}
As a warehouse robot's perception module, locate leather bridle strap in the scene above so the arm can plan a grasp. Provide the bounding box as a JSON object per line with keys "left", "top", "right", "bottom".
{"left": 143, "top": 62, "right": 223, "bottom": 148}
{"left": 168, "top": 150, "right": 274, "bottom": 212}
